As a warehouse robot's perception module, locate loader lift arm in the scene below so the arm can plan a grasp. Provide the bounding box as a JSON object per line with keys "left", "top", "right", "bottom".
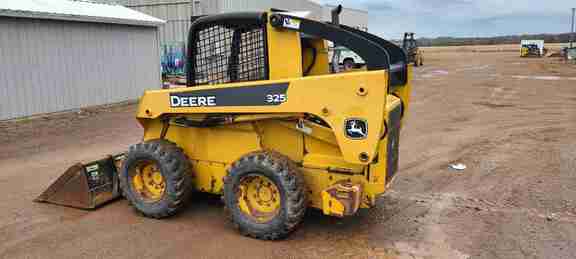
{"left": 267, "top": 12, "right": 408, "bottom": 89}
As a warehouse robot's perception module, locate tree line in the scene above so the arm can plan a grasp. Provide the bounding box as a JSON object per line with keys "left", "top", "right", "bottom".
{"left": 415, "top": 33, "right": 575, "bottom": 46}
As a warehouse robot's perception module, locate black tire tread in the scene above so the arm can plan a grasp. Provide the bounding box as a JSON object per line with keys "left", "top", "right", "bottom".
{"left": 119, "top": 139, "right": 193, "bottom": 219}
{"left": 223, "top": 150, "right": 307, "bottom": 240}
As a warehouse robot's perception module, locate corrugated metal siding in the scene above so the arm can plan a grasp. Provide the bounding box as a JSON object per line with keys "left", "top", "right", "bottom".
{"left": 92, "top": 0, "right": 192, "bottom": 45}
{"left": 322, "top": 6, "right": 368, "bottom": 30}
{"left": 199, "top": 0, "right": 219, "bottom": 15}
{"left": 89, "top": 0, "right": 187, "bottom": 6}
{"left": 215, "top": 0, "right": 323, "bottom": 20}
{"left": 130, "top": 3, "right": 192, "bottom": 45}
{"left": 92, "top": 0, "right": 346, "bottom": 45}
{"left": 0, "top": 17, "right": 160, "bottom": 120}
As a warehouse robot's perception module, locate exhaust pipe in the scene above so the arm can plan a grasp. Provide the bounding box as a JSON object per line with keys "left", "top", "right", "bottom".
{"left": 331, "top": 4, "right": 342, "bottom": 25}
{"left": 35, "top": 154, "right": 125, "bottom": 209}
{"left": 330, "top": 5, "right": 343, "bottom": 73}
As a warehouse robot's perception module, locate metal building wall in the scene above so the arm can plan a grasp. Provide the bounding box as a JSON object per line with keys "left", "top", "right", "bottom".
{"left": 131, "top": 4, "right": 191, "bottom": 46}
{"left": 214, "top": 0, "right": 323, "bottom": 20}
{"left": 322, "top": 5, "right": 368, "bottom": 31}
{"left": 196, "top": 0, "right": 219, "bottom": 15}
{"left": 115, "top": 0, "right": 326, "bottom": 43}
{"left": 91, "top": 0, "right": 332, "bottom": 45}
{"left": 0, "top": 17, "right": 161, "bottom": 120}
{"left": 88, "top": 0, "right": 191, "bottom": 45}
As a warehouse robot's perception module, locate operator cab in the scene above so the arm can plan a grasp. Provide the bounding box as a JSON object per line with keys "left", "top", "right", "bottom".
{"left": 186, "top": 6, "right": 408, "bottom": 93}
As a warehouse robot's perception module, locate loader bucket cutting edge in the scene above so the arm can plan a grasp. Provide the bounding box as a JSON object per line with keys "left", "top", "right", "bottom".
{"left": 35, "top": 154, "right": 125, "bottom": 209}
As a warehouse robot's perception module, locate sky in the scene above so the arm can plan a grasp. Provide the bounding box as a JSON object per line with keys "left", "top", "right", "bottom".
{"left": 318, "top": 0, "right": 576, "bottom": 39}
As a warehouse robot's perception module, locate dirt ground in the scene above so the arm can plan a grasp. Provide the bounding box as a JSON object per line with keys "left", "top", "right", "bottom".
{"left": 1, "top": 49, "right": 576, "bottom": 259}
{"left": 422, "top": 43, "right": 570, "bottom": 53}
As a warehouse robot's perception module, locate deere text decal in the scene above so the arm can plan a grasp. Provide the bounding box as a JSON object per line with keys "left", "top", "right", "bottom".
{"left": 170, "top": 83, "right": 288, "bottom": 107}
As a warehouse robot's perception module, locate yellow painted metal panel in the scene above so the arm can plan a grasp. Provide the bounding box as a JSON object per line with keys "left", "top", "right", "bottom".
{"left": 321, "top": 190, "right": 345, "bottom": 216}
{"left": 391, "top": 65, "right": 412, "bottom": 126}
{"left": 144, "top": 122, "right": 261, "bottom": 163}
{"left": 193, "top": 160, "right": 226, "bottom": 194}
{"left": 266, "top": 19, "right": 302, "bottom": 80}
{"left": 365, "top": 95, "right": 402, "bottom": 197}
{"left": 137, "top": 71, "right": 388, "bottom": 165}
{"left": 258, "top": 120, "right": 304, "bottom": 162}
{"left": 303, "top": 154, "right": 364, "bottom": 174}
{"left": 302, "top": 38, "right": 330, "bottom": 76}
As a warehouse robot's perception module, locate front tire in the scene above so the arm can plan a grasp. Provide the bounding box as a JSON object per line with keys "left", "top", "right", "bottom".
{"left": 223, "top": 151, "right": 307, "bottom": 240}
{"left": 120, "top": 139, "right": 193, "bottom": 219}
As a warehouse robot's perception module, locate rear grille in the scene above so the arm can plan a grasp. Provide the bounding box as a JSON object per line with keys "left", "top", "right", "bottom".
{"left": 385, "top": 104, "right": 402, "bottom": 184}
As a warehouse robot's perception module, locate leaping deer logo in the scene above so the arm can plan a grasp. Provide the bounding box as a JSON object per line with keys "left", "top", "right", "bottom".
{"left": 346, "top": 119, "right": 367, "bottom": 139}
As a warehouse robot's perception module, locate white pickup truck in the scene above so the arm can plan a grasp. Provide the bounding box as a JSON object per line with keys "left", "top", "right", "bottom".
{"left": 330, "top": 46, "right": 365, "bottom": 70}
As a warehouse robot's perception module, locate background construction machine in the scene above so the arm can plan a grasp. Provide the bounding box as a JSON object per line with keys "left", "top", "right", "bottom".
{"left": 403, "top": 32, "right": 424, "bottom": 66}
{"left": 520, "top": 39, "right": 544, "bottom": 57}
{"left": 36, "top": 6, "right": 411, "bottom": 240}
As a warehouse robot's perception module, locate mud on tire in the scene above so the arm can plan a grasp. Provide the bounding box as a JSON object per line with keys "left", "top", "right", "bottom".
{"left": 120, "top": 139, "right": 193, "bottom": 218}
{"left": 223, "top": 150, "right": 308, "bottom": 240}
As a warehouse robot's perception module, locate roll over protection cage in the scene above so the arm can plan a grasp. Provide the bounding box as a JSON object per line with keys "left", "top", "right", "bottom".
{"left": 186, "top": 11, "right": 408, "bottom": 90}
{"left": 186, "top": 12, "right": 269, "bottom": 87}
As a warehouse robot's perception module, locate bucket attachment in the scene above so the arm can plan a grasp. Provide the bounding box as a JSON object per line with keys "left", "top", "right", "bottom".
{"left": 35, "top": 154, "right": 125, "bottom": 209}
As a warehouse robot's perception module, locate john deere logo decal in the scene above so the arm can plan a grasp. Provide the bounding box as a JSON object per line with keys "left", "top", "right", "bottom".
{"left": 282, "top": 17, "right": 301, "bottom": 29}
{"left": 344, "top": 119, "right": 368, "bottom": 139}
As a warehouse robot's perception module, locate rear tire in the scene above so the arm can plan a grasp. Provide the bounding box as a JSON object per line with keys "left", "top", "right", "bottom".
{"left": 120, "top": 139, "right": 193, "bottom": 219}
{"left": 343, "top": 58, "right": 355, "bottom": 71}
{"left": 223, "top": 150, "right": 307, "bottom": 240}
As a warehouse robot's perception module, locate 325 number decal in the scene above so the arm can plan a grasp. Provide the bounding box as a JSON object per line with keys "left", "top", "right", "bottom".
{"left": 265, "top": 94, "right": 287, "bottom": 104}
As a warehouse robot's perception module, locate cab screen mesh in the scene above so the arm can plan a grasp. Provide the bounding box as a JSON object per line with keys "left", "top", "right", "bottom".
{"left": 191, "top": 24, "right": 268, "bottom": 85}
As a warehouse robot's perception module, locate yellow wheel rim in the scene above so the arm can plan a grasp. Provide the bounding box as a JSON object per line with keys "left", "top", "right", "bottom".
{"left": 237, "top": 175, "right": 281, "bottom": 223}
{"left": 130, "top": 160, "right": 165, "bottom": 202}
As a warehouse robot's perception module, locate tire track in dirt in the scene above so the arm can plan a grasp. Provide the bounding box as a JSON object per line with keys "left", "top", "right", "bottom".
{"left": 390, "top": 192, "right": 471, "bottom": 259}
{"left": 388, "top": 191, "right": 576, "bottom": 224}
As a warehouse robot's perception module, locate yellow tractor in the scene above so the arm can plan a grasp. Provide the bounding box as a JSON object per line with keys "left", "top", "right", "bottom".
{"left": 36, "top": 7, "right": 412, "bottom": 240}
{"left": 403, "top": 32, "right": 423, "bottom": 67}
{"left": 520, "top": 44, "right": 541, "bottom": 57}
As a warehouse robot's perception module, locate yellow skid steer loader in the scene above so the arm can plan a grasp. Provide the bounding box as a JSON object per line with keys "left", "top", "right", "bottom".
{"left": 36, "top": 6, "right": 412, "bottom": 240}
